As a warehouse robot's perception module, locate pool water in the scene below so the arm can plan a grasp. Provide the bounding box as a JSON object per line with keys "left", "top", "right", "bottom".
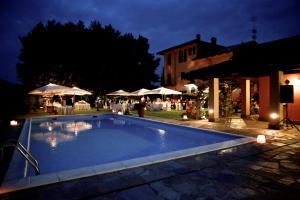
{"left": 4, "top": 114, "right": 254, "bottom": 183}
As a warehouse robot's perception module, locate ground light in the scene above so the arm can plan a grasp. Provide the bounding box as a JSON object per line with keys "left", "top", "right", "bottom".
{"left": 257, "top": 135, "right": 266, "bottom": 144}
{"left": 270, "top": 113, "right": 279, "bottom": 120}
{"left": 182, "top": 114, "right": 188, "bottom": 120}
{"left": 10, "top": 120, "right": 18, "bottom": 126}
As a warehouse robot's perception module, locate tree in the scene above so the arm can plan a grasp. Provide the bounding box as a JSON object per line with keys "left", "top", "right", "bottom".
{"left": 17, "top": 20, "right": 160, "bottom": 95}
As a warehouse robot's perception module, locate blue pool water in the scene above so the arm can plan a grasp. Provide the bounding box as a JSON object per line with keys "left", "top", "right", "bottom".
{"left": 5, "top": 114, "right": 251, "bottom": 181}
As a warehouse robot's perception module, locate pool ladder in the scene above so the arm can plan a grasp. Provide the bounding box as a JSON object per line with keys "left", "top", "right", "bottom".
{"left": 0, "top": 139, "right": 40, "bottom": 175}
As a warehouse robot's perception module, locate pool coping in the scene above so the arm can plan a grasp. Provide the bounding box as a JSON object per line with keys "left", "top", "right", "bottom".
{"left": 0, "top": 114, "right": 256, "bottom": 195}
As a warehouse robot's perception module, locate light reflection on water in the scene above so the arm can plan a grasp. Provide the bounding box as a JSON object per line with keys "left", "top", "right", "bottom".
{"left": 33, "top": 118, "right": 168, "bottom": 150}
{"left": 33, "top": 120, "right": 93, "bottom": 149}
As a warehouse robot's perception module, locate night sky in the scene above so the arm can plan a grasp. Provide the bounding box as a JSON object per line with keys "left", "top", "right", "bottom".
{"left": 0, "top": 0, "right": 299, "bottom": 84}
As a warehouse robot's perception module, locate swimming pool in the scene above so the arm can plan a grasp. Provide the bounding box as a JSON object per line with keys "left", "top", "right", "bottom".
{"left": 1, "top": 114, "right": 255, "bottom": 193}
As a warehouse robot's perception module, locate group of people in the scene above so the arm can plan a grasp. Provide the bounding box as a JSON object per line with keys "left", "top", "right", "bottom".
{"left": 94, "top": 96, "right": 193, "bottom": 114}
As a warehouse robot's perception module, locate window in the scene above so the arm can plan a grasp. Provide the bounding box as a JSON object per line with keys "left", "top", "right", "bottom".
{"left": 183, "top": 49, "right": 187, "bottom": 62}
{"left": 192, "top": 46, "right": 196, "bottom": 55}
{"left": 167, "top": 53, "right": 171, "bottom": 65}
{"left": 178, "top": 50, "right": 183, "bottom": 63}
{"left": 178, "top": 49, "right": 187, "bottom": 63}
{"left": 167, "top": 74, "right": 172, "bottom": 85}
{"left": 188, "top": 48, "right": 192, "bottom": 56}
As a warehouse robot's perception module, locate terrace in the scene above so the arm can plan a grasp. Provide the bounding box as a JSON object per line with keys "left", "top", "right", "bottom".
{"left": 0, "top": 109, "right": 299, "bottom": 199}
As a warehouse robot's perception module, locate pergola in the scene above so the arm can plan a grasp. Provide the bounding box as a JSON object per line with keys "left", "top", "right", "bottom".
{"left": 184, "top": 35, "right": 300, "bottom": 129}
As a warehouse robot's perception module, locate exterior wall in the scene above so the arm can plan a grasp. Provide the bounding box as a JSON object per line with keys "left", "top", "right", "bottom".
{"left": 163, "top": 44, "right": 233, "bottom": 91}
{"left": 259, "top": 73, "right": 300, "bottom": 122}
{"left": 259, "top": 76, "right": 270, "bottom": 121}
{"left": 284, "top": 73, "right": 300, "bottom": 122}
{"left": 186, "top": 52, "right": 233, "bottom": 71}
{"left": 163, "top": 43, "right": 198, "bottom": 90}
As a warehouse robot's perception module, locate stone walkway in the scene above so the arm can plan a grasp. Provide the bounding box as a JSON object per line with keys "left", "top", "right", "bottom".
{"left": 1, "top": 117, "right": 300, "bottom": 199}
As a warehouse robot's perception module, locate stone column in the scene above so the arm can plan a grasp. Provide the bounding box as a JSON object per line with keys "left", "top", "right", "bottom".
{"left": 208, "top": 77, "right": 219, "bottom": 122}
{"left": 241, "top": 79, "right": 250, "bottom": 118}
{"left": 268, "top": 71, "right": 283, "bottom": 129}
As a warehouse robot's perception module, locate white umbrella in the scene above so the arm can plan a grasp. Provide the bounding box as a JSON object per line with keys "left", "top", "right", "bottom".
{"left": 28, "top": 83, "right": 72, "bottom": 96}
{"left": 63, "top": 87, "right": 92, "bottom": 95}
{"left": 144, "top": 87, "right": 182, "bottom": 95}
{"left": 130, "top": 88, "right": 150, "bottom": 96}
{"left": 106, "top": 89, "right": 133, "bottom": 96}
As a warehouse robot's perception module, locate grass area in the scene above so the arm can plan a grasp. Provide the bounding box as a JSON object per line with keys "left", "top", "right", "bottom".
{"left": 13, "top": 108, "right": 111, "bottom": 119}
{"left": 144, "top": 110, "right": 186, "bottom": 120}
{"left": 13, "top": 107, "right": 186, "bottom": 121}
{"left": 7, "top": 105, "right": 184, "bottom": 125}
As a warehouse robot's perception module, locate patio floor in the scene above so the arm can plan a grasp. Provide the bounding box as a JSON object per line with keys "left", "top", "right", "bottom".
{"left": 1, "top": 116, "right": 300, "bottom": 199}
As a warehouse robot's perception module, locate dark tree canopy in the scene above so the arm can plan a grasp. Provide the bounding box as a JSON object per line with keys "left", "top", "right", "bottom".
{"left": 17, "top": 20, "right": 160, "bottom": 95}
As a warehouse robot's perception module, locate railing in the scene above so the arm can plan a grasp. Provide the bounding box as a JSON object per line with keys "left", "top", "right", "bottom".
{"left": 0, "top": 139, "right": 40, "bottom": 176}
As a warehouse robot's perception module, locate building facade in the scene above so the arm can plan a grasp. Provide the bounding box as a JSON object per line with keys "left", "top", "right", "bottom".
{"left": 158, "top": 34, "right": 300, "bottom": 127}
{"left": 158, "top": 34, "right": 228, "bottom": 91}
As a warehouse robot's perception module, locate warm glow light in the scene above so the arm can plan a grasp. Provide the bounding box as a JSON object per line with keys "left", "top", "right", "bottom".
{"left": 270, "top": 113, "right": 279, "bottom": 120}
{"left": 257, "top": 135, "right": 266, "bottom": 144}
{"left": 182, "top": 115, "right": 188, "bottom": 120}
{"left": 48, "top": 126, "right": 53, "bottom": 131}
{"left": 50, "top": 139, "right": 57, "bottom": 149}
{"left": 10, "top": 120, "right": 18, "bottom": 126}
{"left": 112, "top": 110, "right": 116, "bottom": 113}
{"left": 157, "top": 129, "right": 166, "bottom": 136}
{"left": 219, "top": 148, "right": 233, "bottom": 155}
{"left": 209, "top": 109, "right": 214, "bottom": 114}
{"left": 117, "top": 111, "right": 123, "bottom": 115}
{"left": 297, "top": 78, "right": 300, "bottom": 86}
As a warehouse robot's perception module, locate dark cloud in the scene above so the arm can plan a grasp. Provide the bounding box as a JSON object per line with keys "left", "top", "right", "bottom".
{"left": 0, "top": 0, "right": 299, "bottom": 83}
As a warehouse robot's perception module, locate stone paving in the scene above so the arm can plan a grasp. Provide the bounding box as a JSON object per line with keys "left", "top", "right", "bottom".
{"left": 1, "top": 116, "right": 300, "bottom": 199}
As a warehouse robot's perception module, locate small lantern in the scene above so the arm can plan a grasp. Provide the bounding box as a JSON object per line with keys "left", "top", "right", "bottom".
{"left": 209, "top": 109, "right": 214, "bottom": 114}
{"left": 117, "top": 111, "right": 123, "bottom": 115}
{"left": 182, "top": 115, "right": 188, "bottom": 120}
{"left": 270, "top": 113, "right": 279, "bottom": 120}
{"left": 257, "top": 135, "right": 266, "bottom": 144}
{"left": 10, "top": 120, "right": 18, "bottom": 126}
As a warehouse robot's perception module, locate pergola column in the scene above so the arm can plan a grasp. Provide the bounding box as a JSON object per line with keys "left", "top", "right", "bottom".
{"left": 208, "top": 77, "right": 219, "bottom": 122}
{"left": 241, "top": 79, "right": 250, "bottom": 118}
{"left": 268, "top": 71, "right": 283, "bottom": 129}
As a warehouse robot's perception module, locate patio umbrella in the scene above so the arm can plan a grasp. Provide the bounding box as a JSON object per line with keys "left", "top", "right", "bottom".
{"left": 62, "top": 87, "right": 92, "bottom": 95}
{"left": 28, "top": 83, "right": 72, "bottom": 96}
{"left": 144, "top": 87, "right": 182, "bottom": 95}
{"left": 130, "top": 88, "right": 150, "bottom": 96}
{"left": 106, "top": 89, "right": 133, "bottom": 96}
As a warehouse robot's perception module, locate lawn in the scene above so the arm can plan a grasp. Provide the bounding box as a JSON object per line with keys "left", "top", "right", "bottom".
{"left": 14, "top": 108, "right": 186, "bottom": 121}
{"left": 144, "top": 110, "right": 186, "bottom": 120}
{"left": 13, "top": 108, "right": 111, "bottom": 119}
